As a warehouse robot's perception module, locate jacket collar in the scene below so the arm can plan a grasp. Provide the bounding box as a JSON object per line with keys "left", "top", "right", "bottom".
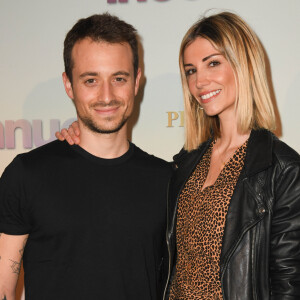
{"left": 172, "top": 129, "right": 275, "bottom": 195}
{"left": 243, "top": 129, "right": 274, "bottom": 177}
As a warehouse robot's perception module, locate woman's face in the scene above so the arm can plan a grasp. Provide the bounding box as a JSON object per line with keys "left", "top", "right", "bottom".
{"left": 183, "top": 37, "right": 237, "bottom": 118}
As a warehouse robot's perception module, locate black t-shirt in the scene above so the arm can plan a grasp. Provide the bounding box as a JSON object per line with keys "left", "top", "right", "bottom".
{"left": 0, "top": 140, "right": 172, "bottom": 300}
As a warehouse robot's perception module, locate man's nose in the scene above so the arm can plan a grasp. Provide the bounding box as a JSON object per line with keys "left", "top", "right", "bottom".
{"left": 100, "top": 81, "right": 114, "bottom": 103}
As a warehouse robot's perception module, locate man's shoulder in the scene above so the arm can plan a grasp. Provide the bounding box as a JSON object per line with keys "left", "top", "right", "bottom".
{"left": 132, "top": 143, "right": 172, "bottom": 172}
{"left": 17, "top": 140, "right": 70, "bottom": 161}
{"left": 1, "top": 140, "right": 72, "bottom": 189}
{"left": 7, "top": 140, "right": 72, "bottom": 173}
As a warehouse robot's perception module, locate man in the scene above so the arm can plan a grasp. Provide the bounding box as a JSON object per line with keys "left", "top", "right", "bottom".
{"left": 0, "top": 13, "right": 171, "bottom": 300}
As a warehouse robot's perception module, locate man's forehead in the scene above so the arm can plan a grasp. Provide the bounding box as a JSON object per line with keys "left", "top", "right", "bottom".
{"left": 70, "top": 38, "right": 134, "bottom": 77}
{"left": 72, "top": 38, "right": 132, "bottom": 63}
{"left": 72, "top": 38, "right": 131, "bottom": 55}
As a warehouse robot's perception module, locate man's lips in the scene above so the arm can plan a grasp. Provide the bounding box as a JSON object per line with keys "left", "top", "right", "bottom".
{"left": 91, "top": 100, "right": 122, "bottom": 115}
{"left": 94, "top": 106, "right": 119, "bottom": 114}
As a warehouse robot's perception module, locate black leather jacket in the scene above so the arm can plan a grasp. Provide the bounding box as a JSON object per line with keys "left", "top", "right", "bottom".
{"left": 164, "top": 129, "right": 300, "bottom": 300}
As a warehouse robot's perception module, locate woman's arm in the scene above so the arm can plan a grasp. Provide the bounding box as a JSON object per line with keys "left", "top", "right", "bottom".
{"left": 270, "top": 160, "right": 300, "bottom": 299}
{"left": 55, "top": 121, "right": 81, "bottom": 145}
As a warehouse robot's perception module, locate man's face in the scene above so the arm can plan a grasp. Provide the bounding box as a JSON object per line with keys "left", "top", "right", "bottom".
{"left": 63, "top": 38, "right": 141, "bottom": 134}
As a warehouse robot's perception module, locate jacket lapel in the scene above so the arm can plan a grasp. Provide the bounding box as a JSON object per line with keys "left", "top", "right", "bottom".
{"left": 168, "top": 140, "right": 211, "bottom": 241}
{"left": 219, "top": 129, "right": 274, "bottom": 273}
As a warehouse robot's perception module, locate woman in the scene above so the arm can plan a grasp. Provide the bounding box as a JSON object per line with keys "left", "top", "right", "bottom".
{"left": 57, "top": 12, "right": 300, "bottom": 299}
{"left": 166, "top": 12, "right": 300, "bottom": 300}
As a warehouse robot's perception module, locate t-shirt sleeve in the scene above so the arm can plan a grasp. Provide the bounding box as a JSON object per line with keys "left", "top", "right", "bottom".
{"left": 0, "top": 156, "right": 31, "bottom": 235}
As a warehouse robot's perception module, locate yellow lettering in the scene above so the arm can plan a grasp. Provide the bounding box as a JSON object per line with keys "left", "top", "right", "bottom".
{"left": 179, "top": 111, "right": 184, "bottom": 127}
{"left": 166, "top": 112, "right": 179, "bottom": 127}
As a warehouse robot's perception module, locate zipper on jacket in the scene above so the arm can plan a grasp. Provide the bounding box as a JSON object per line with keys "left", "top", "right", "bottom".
{"left": 220, "top": 180, "right": 266, "bottom": 299}
{"left": 220, "top": 218, "right": 263, "bottom": 299}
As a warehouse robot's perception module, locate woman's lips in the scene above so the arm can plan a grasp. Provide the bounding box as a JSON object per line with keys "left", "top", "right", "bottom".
{"left": 199, "top": 89, "right": 221, "bottom": 103}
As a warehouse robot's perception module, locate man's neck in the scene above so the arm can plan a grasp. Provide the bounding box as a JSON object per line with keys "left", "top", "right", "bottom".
{"left": 78, "top": 124, "right": 129, "bottom": 159}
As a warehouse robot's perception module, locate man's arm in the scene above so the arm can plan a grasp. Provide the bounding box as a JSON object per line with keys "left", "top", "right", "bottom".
{"left": 0, "top": 233, "right": 28, "bottom": 300}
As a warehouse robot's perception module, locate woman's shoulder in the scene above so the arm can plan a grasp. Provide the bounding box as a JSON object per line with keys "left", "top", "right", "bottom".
{"left": 249, "top": 129, "right": 300, "bottom": 169}
{"left": 172, "top": 138, "right": 212, "bottom": 167}
{"left": 272, "top": 136, "right": 300, "bottom": 167}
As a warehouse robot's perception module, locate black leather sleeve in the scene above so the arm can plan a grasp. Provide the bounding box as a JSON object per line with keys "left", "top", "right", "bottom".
{"left": 270, "top": 159, "right": 300, "bottom": 299}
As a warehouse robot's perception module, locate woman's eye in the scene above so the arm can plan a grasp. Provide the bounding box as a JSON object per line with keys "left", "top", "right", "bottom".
{"left": 209, "top": 60, "right": 220, "bottom": 67}
{"left": 185, "top": 68, "right": 196, "bottom": 76}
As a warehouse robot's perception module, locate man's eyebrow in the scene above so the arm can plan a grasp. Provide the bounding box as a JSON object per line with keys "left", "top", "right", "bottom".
{"left": 79, "top": 71, "right": 130, "bottom": 78}
{"left": 113, "top": 71, "right": 130, "bottom": 77}
{"left": 79, "top": 72, "right": 98, "bottom": 78}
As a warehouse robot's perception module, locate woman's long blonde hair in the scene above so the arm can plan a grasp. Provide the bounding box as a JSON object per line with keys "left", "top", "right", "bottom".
{"left": 180, "top": 12, "right": 276, "bottom": 151}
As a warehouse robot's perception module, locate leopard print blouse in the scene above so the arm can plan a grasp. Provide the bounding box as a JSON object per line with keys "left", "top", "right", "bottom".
{"left": 169, "top": 140, "right": 248, "bottom": 300}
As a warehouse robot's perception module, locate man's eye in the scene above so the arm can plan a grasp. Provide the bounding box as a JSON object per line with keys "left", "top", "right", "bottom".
{"left": 115, "top": 77, "right": 126, "bottom": 82}
{"left": 85, "top": 79, "right": 96, "bottom": 84}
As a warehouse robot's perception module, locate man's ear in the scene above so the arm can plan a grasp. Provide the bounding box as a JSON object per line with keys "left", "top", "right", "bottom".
{"left": 62, "top": 72, "right": 74, "bottom": 100}
{"left": 134, "top": 68, "right": 142, "bottom": 96}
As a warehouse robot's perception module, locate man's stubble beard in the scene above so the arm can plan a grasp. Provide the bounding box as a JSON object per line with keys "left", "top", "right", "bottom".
{"left": 77, "top": 100, "right": 130, "bottom": 134}
{"left": 79, "top": 114, "right": 129, "bottom": 134}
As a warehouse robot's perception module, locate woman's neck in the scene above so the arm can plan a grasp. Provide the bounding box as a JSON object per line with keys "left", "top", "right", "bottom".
{"left": 217, "top": 115, "right": 250, "bottom": 151}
